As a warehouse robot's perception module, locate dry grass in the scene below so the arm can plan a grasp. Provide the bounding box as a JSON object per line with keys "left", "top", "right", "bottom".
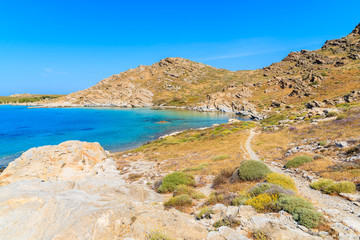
{"left": 116, "top": 122, "right": 254, "bottom": 177}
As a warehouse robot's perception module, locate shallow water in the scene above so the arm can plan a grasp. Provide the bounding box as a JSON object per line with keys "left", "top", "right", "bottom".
{"left": 0, "top": 105, "right": 243, "bottom": 167}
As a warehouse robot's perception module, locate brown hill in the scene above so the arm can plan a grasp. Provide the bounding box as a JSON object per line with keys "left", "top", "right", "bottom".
{"left": 42, "top": 23, "right": 360, "bottom": 119}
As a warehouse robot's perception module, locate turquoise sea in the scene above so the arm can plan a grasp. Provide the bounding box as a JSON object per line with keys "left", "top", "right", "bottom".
{"left": 0, "top": 105, "right": 242, "bottom": 167}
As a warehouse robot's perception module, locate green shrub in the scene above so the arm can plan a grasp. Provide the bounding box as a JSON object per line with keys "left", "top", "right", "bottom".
{"left": 292, "top": 208, "right": 323, "bottom": 229}
{"left": 238, "top": 160, "right": 272, "bottom": 181}
{"left": 213, "top": 218, "right": 231, "bottom": 228}
{"left": 261, "top": 114, "right": 287, "bottom": 125}
{"left": 249, "top": 183, "right": 294, "bottom": 197}
{"left": 207, "top": 192, "right": 224, "bottom": 205}
{"left": 277, "top": 194, "right": 323, "bottom": 228}
{"left": 319, "top": 141, "right": 328, "bottom": 146}
{"left": 212, "top": 154, "right": 231, "bottom": 161}
{"left": 158, "top": 172, "right": 195, "bottom": 193}
{"left": 323, "top": 181, "right": 356, "bottom": 194}
{"left": 310, "top": 179, "right": 334, "bottom": 191}
{"left": 245, "top": 193, "right": 279, "bottom": 212}
{"left": 146, "top": 230, "right": 172, "bottom": 240}
{"left": 325, "top": 112, "right": 337, "bottom": 117}
{"left": 285, "top": 156, "right": 313, "bottom": 168}
{"left": 277, "top": 194, "right": 314, "bottom": 213}
{"left": 336, "top": 114, "right": 347, "bottom": 120}
{"left": 249, "top": 183, "right": 272, "bottom": 196}
{"left": 196, "top": 207, "right": 214, "bottom": 219}
{"left": 265, "top": 173, "right": 296, "bottom": 191}
{"left": 232, "top": 194, "right": 251, "bottom": 206}
{"left": 164, "top": 194, "right": 192, "bottom": 207}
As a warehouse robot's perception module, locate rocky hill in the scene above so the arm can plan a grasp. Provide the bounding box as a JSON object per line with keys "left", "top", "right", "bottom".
{"left": 41, "top": 23, "right": 360, "bottom": 120}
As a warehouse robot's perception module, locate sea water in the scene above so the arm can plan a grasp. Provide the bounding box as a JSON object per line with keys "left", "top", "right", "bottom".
{"left": 0, "top": 105, "right": 243, "bottom": 167}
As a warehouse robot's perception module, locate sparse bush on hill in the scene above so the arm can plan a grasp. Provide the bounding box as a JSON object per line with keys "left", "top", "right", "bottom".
{"left": 232, "top": 194, "right": 251, "bottom": 206}
{"left": 292, "top": 207, "right": 323, "bottom": 229}
{"left": 323, "top": 181, "right": 356, "bottom": 194}
{"left": 310, "top": 178, "right": 334, "bottom": 191}
{"left": 164, "top": 194, "right": 192, "bottom": 207}
{"left": 146, "top": 230, "right": 172, "bottom": 240}
{"left": 238, "top": 160, "right": 272, "bottom": 181}
{"left": 196, "top": 207, "right": 214, "bottom": 219}
{"left": 265, "top": 173, "right": 296, "bottom": 191}
{"left": 260, "top": 114, "right": 287, "bottom": 126}
{"left": 206, "top": 192, "right": 224, "bottom": 205}
{"left": 249, "top": 183, "right": 294, "bottom": 197}
{"left": 245, "top": 193, "right": 279, "bottom": 213}
{"left": 277, "top": 194, "right": 323, "bottom": 228}
{"left": 212, "top": 154, "right": 230, "bottom": 161}
{"left": 158, "top": 172, "right": 195, "bottom": 193}
{"left": 311, "top": 179, "right": 356, "bottom": 194}
{"left": 212, "top": 167, "right": 235, "bottom": 188}
{"left": 285, "top": 156, "right": 313, "bottom": 168}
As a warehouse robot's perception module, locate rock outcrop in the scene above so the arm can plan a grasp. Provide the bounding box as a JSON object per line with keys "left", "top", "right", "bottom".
{"left": 0, "top": 141, "right": 207, "bottom": 240}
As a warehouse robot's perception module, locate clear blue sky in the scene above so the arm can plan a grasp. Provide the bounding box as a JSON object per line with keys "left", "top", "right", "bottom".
{"left": 0, "top": 0, "right": 359, "bottom": 96}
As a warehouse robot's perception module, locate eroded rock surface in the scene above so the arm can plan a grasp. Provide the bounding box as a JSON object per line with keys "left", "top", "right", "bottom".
{"left": 0, "top": 141, "right": 207, "bottom": 240}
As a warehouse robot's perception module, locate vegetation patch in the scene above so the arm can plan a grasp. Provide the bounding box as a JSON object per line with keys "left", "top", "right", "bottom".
{"left": 310, "top": 179, "right": 334, "bottom": 191}
{"left": 238, "top": 160, "right": 272, "bottom": 181}
{"left": 323, "top": 181, "right": 356, "bottom": 195}
{"left": 196, "top": 207, "right": 214, "bottom": 220}
{"left": 261, "top": 114, "right": 287, "bottom": 126}
{"left": 285, "top": 155, "right": 313, "bottom": 168}
{"left": 164, "top": 194, "right": 192, "bottom": 207}
{"left": 146, "top": 229, "right": 172, "bottom": 240}
{"left": 249, "top": 183, "right": 294, "bottom": 197}
{"left": 158, "top": 172, "right": 195, "bottom": 193}
{"left": 206, "top": 192, "right": 224, "bottom": 205}
{"left": 265, "top": 173, "right": 296, "bottom": 191}
{"left": 212, "top": 167, "right": 235, "bottom": 188}
{"left": 173, "top": 185, "right": 205, "bottom": 199}
{"left": 277, "top": 194, "right": 323, "bottom": 228}
{"left": 212, "top": 154, "right": 231, "bottom": 161}
{"left": 232, "top": 194, "right": 251, "bottom": 206}
{"left": 245, "top": 193, "right": 279, "bottom": 213}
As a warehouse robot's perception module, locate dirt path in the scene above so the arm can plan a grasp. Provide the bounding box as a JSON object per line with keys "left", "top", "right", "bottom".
{"left": 245, "top": 129, "right": 360, "bottom": 233}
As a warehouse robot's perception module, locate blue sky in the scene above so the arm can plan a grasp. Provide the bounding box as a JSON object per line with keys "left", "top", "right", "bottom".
{"left": 0, "top": 0, "right": 359, "bottom": 95}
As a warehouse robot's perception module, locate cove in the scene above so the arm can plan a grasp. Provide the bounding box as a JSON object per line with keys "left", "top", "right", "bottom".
{"left": 0, "top": 105, "right": 244, "bottom": 167}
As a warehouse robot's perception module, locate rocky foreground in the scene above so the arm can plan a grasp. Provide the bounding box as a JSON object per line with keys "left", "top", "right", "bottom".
{"left": 0, "top": 141, "right": 207, "bottom": 240}
{"left": 1, "top": 140, "right": 359, "bottom": 240}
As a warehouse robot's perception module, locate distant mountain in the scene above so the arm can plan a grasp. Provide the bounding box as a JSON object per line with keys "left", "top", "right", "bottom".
{"left": 41, "top": 23, "right": 360, "bottom": 119}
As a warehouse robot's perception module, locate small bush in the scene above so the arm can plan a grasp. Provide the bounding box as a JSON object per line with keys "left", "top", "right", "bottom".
{"left": 207, "top": 192, "right": 224, "bottom": 205}
{"left": 292, "top": 208, "right": 323, "bottom": 229}
{"left": 265, "top": 173, "right": 296, "bottom": 191}
{"left": 212, "top": 168, "right": 235, "bottom": 188}
{"left": 146, "top": 230, "right": 172, "bottom": 240}
{"left": 336, "top": 114, "right": 347, "bottom": 120}
{"left": 164, "top": 194, "right": 192, "bottom": 207}
{"left": 277, "top": 194, "right": 314, "bottom": 213}
{"left": 325, "top": 112, "right": 337, "bottom": 118}
{"left": 212, "top": 154, "right": 231, "bottom": 161}
{"left": 319, "top": 141, "right": 328, "bottom": 146}
{"left": 249, "top": 183, "right": 294, "bottom": 197}
{"left": 213, "top": 218, "right": 231, "bottom": 228}
{"left": 323, "top": 181, "right": 356, "bottom": 194}
{"left": 232, "top": 194, "right": 251, "bottom": 206}
{"left": 238, "top": 160, "right": 272, "bottom": 181}
{"left": 310, "top": 179, "right": 334, "bottom": 191}
{"left": 285, "top": 156, "right": 313, "bottom": 168}
{"left": 172, "top": 184, "right": 205, "bottom": 199}
{"left": 245, "top": 193, "right": 279, "bottom": 212}
{"left": 277, "top": 194, "right": 323, "bottom": 228}
{"left": 158, "top": 172, "right": 195, "bottom": 193}
{"left": 196, "top": 207, "right": 214, "bottom": 219}
{"left": 252, "top": 230, "right": 269, "bottom": 240}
